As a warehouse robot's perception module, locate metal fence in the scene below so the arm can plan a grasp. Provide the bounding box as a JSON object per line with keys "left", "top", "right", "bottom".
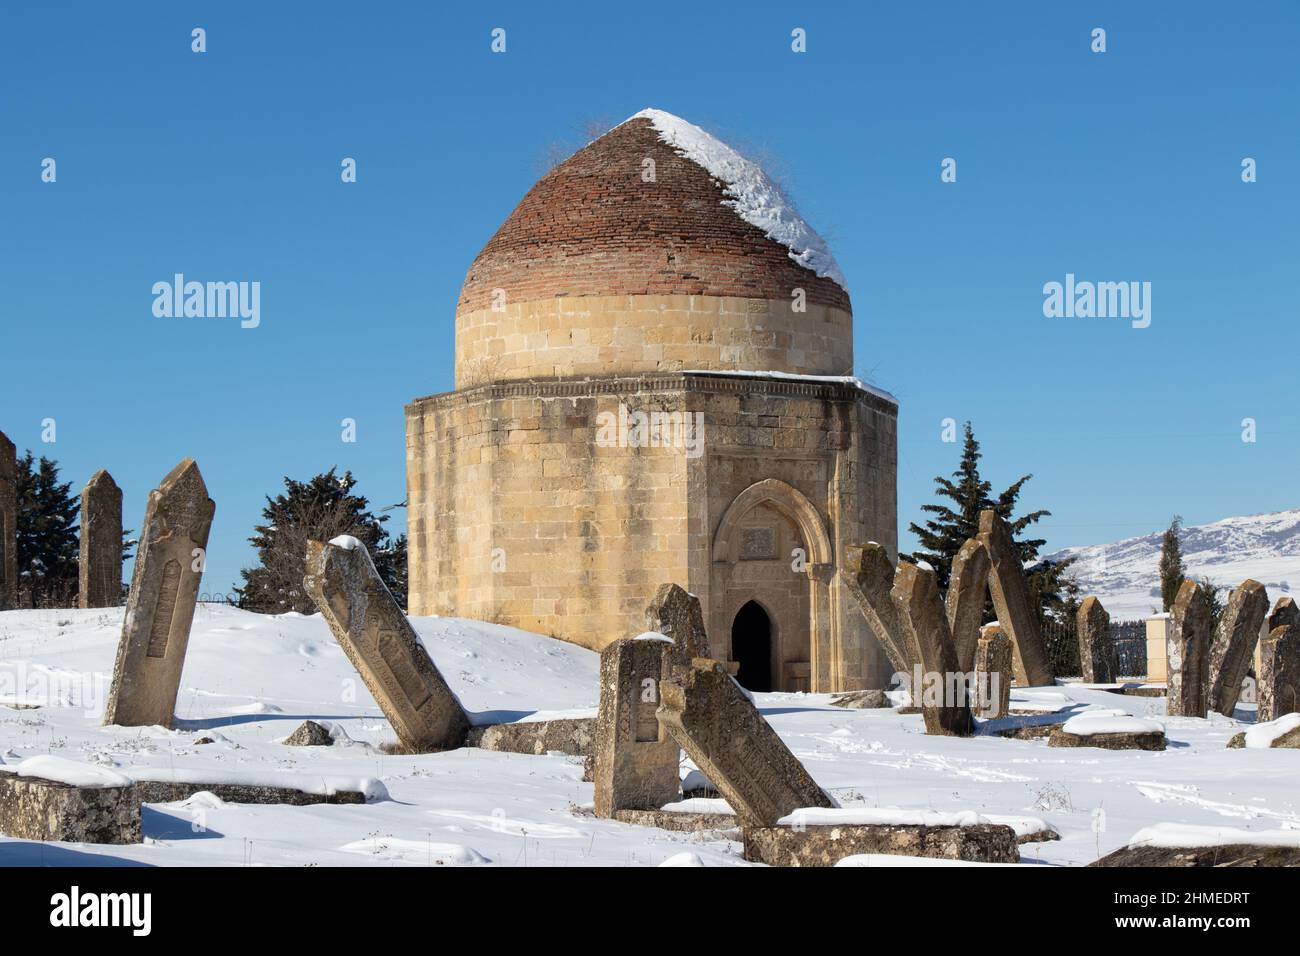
{"left": 1043, "top": 619, "right": 1146, "bottom": 679}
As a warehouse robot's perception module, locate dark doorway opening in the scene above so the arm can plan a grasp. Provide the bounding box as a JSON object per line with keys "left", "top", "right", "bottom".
{"left": 732, "top": 601, "right": 772, "bottom": 692}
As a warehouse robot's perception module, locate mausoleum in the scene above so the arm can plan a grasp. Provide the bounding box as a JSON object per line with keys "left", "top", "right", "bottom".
{"left": 406, "top": 109, "right": 898, "bottom": 693}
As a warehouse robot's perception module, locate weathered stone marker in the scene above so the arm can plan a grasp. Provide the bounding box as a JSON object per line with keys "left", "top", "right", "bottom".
{"left": 656, "top": 659, "right": 833, "bottom": 827}
{"left": 1206, "top": 579, "right": 1269, "bottom": 717}
{"left": 1269, "top": 596, "right": 1298, "bottom": 632}
{"left": 1077, "top": 596, "right": 1119, "bottom": 683}
{"left": 978, "top": 510, "right": 1053, "bottom": 687}
{"left": 1167, "top": 579, "right": 1213, "bottom": 718}
{"left": 0, "top": 430, "right": 15, "bottom": 610}
{"left": 946, "top": 538, "right": 991, "bottom": 673}
{"left": 103, "top": 459, "right": 214, "bottom": 728}
{"left": 974, "top": 623, "right": 1012, "bottom": 719}
{"left": 303, "top": 537, "right": 469, "bottom": 752}
{"left": 645, "top": 583, "right": 709, "bottom": 668}
{"left": 1258, "top": 622, "right": 1300, "bottom": 723}
{"left": 594, "top": 636, "right": 680, "bottom": 817}
{"left": 841, "top": 543, "right": 913, "bottom": 674}
{"left": 79, "top": 469, "right": 123, "bottom": 609}
{"left": 0, "top": 769, "right": 141, "bottom": 844}
{"left": 891, "top": 561, "right": 974, "bottom": 736}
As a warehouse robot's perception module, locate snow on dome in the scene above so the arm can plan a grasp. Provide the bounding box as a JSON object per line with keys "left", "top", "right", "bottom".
{"left": 626, "top": 108, "right": 847, "bottom": 291}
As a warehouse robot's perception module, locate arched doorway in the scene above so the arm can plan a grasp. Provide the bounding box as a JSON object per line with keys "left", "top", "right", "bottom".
{"left": 732, "top": 601, "right": 773, "bottom": 692}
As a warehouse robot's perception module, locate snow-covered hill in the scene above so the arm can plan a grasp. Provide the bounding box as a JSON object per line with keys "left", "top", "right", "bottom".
{"left": 1050, "top": 510, "right": 1300, "bottom": 620}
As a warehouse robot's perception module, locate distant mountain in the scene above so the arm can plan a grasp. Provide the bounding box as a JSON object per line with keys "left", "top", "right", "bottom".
{"left": 1049, "top": 510, "right": 1300, "bottom": 620}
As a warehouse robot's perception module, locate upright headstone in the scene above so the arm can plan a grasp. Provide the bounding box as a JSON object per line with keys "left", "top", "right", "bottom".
{"left": 656, "top": 659, "right": 834, "bottom": 827}
{"left": 645, "top": 583, "right": 709, "bottom": 668}
{"left": 1258, "top": 623, "right": 1300, "bottom": 723}
{"left": 1166, "top": 579, "right": 1213, "bottom": 718}
{"left": 891, "top": 561, "right": 974, "bottom": 736}
{"left": 103, "top": 459, "right": 214, "bottom": 728}
{"left": 841, "top": 543, "right": 913, "bottom": 674}
{"left": 303, "top": 537, "right": 469, "bottom": 752}
{"left": 1206, "top": 579, "right": 1269, "bottom": 717}
{"left": 1077, "top": 596, "right": 1119, "bottom": 683}
{"left": 973, "top": 623, "right": 1012, "bottom": 719}
{"left": 946, "top": 537, "right": 991, "bottom": 673}
{"left": 978, "top": 510, "right": 1053, "bottom": 687}
{"left": 594, "top": 636, "right": 680, "bottom": 817}
{"left": 79, "top": 470, "right": 123, "bottom": 609}
{"left": 0, "top": 431, "right": 15, "bottom": 610}
{"left": 1269, "top": 596, "right": 1298, "bottom": 632}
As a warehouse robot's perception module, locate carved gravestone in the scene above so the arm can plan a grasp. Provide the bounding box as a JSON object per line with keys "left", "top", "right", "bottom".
{"left": 303, "top": 537, "right": 469, "bottom": 752}
{"left": 1167, "top": 579, "right": 1213, "bottom": 718}
{"left": 1207, "top": 579, "right": 1268, "bottom": 717}
{"left": 645, "top": 583, "right": 709, "bottom": 668}
{"left": 656, "top": 659, "right": 833, "bottom": 827}
{"left": 79, "top": 470, "right": 123, "bottom": 609}
{"left": 1077, "top": 596, "right": 1119, "bottom": 683}
{"left": 103, "top": 459, "right": 214, "bottom": 728}
{"left": 1269, "top": 596, "right": 1298, "bottom": 632}
{"left": 0, "top": 430, "right": 15, "bottom": 610}
{"left": 978, "top": 510, "right": 1053, "bottom": 687}
{"left": 594, "top": 636, "right": 679, "bottom": 817}
{"left": 891, "top": 561, "right": 974, "bottom": 736}
{"left": 1258, "top": 623, "right": 1300, "bottom": 723}
{"left": 946, "top": 538, "right": 991, "bottom": 673}
{"left": 974, "top": 623, "right": 1012, "bottom": 719}
{"left": 841, "top": 543, "right": 913, "bottom": 675}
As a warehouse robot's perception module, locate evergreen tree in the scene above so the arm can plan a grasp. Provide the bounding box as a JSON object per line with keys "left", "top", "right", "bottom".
{"left": 235, "top": 469, "right": 406, "bottom": 613}
{"left": 15, "top": 452, "right": 80, "bottom": 607}
{"left": 908, "top": 422, "right": 1070, "bottom": 617}
{"left": 1158, "top": 515, "right": 1185, "bottom": 612}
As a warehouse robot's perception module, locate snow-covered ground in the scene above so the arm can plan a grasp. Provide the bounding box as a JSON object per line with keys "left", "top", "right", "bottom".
{"left": 1050, "top": 509, "right": 1300, "bottom": 619}
{"left": 1, "top": 605, "right": 1296, "bottom": 867}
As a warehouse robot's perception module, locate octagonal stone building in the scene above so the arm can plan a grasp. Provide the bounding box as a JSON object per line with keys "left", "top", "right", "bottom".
{"left": 406, "top": 109, "right": 898, "bottom": 693}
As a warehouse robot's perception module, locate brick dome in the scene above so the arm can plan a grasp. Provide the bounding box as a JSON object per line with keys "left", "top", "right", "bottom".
{"left": 454, "top": 110, "right": 854, "bottom": 387}
{"left": 459, "top": 114, "right": 849, "bottom": 313}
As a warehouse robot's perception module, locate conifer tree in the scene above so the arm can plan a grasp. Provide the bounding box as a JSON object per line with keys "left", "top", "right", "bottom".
{"left": 15, "top": 452, "right": 80, "bottom": 606}
{"left": 236, "top": 469, "right": 406, "bottom": 613}
{"left": 1158, "top": 515, "right": 1185, "bottom": 612}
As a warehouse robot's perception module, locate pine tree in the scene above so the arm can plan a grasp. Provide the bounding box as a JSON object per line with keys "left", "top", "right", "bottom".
{"left": 15, "top": 452, "right": 80, "bottom": 607}
{"left": 235, "top": 469, "right": 406, "bottom": 613}
{"left": 1158, "top": 515, "right": 1185, "bottom": 612}
{"left": 908, "top": 422, "right": 1069, "bottom": 617}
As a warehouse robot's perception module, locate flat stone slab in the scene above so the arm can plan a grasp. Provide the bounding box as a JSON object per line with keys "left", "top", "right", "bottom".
{"left": 1102, "top": 685, "right": 1167, "bottom": 698}
{"left": 828, "top": 689, "right": 890, "bottom": 709}
{"left": 612, "top": 809, "right": 739, "bottom": 833}
{"left": 132, "top": 779, "right": 366, "bottom": 806}
{"left": 1047, "top": 728, "right": 1167, "bottom": 751}
{"left": 1093, "top": 844, "right": 1300, "bottom": 867}
{"left": 466, "top": 716, "right": 595, "bottom": 757}
{"left": 0, "top": 772, "right": 141, "bottom": 844}
{"left": 743, "top": 821, "right": 1020, "bottom": 867}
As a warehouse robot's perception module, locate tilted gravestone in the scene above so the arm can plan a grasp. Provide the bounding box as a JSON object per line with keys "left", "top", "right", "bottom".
{"left": 978, "top": 510, "right": 1053, "bottom": 687}
{"left": 0, "top": 430, "right": 15, "bottom": 610}
{"left": 303, "top": 537, "right": 469, "bottom": 752}
{"left": 1167, "top": 579, "right": 1214, "bottom": 718}
{"left": 79, "top": 469, "right": 123, "bottom": 609}
{"left": 974, "top": 623, "right": 1012, "bottom": 719}
{"left": 841, "top": 543, "right": 913, "bottom": 675}
{"left": 1258, "top": 622, "right": 1300, "bottom": 723}
{"left": 103, "top": 459, "right": 214, "bottom": 728}
{"left": 1206, "top": 579, "right": 1269, "bottom": 717}
{"left": 891, "top": 561, "right": 974, "bottom": 736}
{"left": 946, "top": 537, "right": 991, "bottom": 674}
{"left": 656, "top": 659, "right": 833, "bottom": 827}
{"left": 644, "top": 583, "right": 709, "bottom": 668}
{"left": 594, "top": 636, "right": 680, "bottom": 818}
{"left": 1077, "top": 596, "right": 1119, "bottom": 684}
{"left": 1269, "top": 596, "right": 1298, "bottom": 632}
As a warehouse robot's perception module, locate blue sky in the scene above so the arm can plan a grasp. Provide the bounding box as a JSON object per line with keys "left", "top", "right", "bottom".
{"left": 2, "top": 1, "right": 1296, "bottom": 594}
